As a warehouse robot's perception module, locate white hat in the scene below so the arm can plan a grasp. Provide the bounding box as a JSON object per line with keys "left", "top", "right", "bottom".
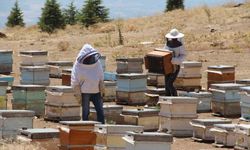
{"left": 165, "top": 29, "right": 184, "bottom": 39}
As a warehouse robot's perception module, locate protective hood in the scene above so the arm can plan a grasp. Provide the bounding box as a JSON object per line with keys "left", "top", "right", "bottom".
{"left": 76, "top": 44, "right": 100, "bottom": 64}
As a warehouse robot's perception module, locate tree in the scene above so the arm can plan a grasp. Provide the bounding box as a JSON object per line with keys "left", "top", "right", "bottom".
{"left": 6, "top": 1, "right": 25, "bottom": 27}
{"left": 38, "top": 0, "right": 65, "bottom": 33}
{"left": 80, "top": 0, "right": 109, "bottom": 27}
{"left": 63, "top": 1, "right": 78, "bottom": 25}
{"left": 165, "top": 0, "right": 184, "bottom": 12}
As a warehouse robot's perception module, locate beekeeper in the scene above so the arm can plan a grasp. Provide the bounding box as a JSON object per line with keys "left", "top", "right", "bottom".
{"left": 71, "top": 44, "right": 105, "bottom": 124}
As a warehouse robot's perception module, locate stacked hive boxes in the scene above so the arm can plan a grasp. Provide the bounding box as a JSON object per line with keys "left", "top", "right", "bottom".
{"left": 61, "top": 68, "right": 72, "bottom": 86}
{"left": 175, "top": 61, "right": 202, "bottom": 91}
{"left": 239, "top": 87, "right": 250, "bottom": 120}
{"left": 158, "top": 96, "right": 198, "bottom": 137}
{"left": 123, "top": 132, "right": 173, "bottom": 150}
{"left": 0, "top": 50, "right": 13, "bottom": 74}
{"left": 17, "top": 128, "right": 59, "bottom": 150}
{"left": 47, "top": 61, "right": 73, "bottom": 78}
{"left": 235, "top": 124, "right": 250, "bottom": 150}
{"left": 179, "top": 91, "right": 212, "bottom": 112}
{"left": 207, "top": 65, "right": 235, "bottom": 89}
{"left": 12, "top": 85, "right": 46, "bottom": 116}
{"left": 45, "top": 86, "right": 80, "bottom": 121}
{"left": 58, "top": 121, "right": 100, "bottom": 150}
{"left": 121, "top": 108, "right": 159, "bottom": 131}
{"left": 103, "top": 80, "right": 116, "bottom": 102}
{"left": 0, "top": 110, "right": 35, "bottom": 139}
{"left": 190, "top": 118, "right": 232, "bottom": 142}
{"left": 94, "top": 124, "right": 143, "bottom": 150}
{"left": 209, "top": 83, "right": 243, "bottom": 117}
{"left": 0, "top": 81, "right": 8, "bottom": 109}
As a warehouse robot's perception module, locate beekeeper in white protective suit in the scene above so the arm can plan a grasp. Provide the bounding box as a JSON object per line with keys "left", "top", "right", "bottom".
{"left": 71, "top": 44, "right": 105, "bottom": 124}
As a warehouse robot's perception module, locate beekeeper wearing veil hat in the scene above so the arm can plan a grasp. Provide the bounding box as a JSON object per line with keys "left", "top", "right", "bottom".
{"left": 71, "top": 44, "right": 105, "bottom": 124}
{"left": 164, "top": 28, "right": 186, "bottom": 96}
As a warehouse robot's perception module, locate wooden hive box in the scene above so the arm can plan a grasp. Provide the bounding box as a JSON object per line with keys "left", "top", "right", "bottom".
{"left": 236, "top": 79, "right": 250, "bottom": 86}
{"left": 20, "top": 66, "right": 50, "bottom": 85}
{"left": 12, "top": 85, "right": 46, "bottom": 116}
{"left": 103, "top": 81, "right": 116, "bottom": 102}
{"left": 144, "top": 49, "right": 173, "bottom": 75}
{"left": 89, "top": 104, "right": 123, "bottom": 124}
{"left": 17, "top": 128, "right": 59, "bottom": 150}
{"left": 240, "top": 87, "right": 250, "bottom": 120}
{"left": 0, "top": 50, "right": 13, "bottom": 74}
{"left": 146, "top": 73, "right": 165, "bottom": 87}
{"left": 159, "top": 115, "right": 196, "bottom": 137}
{"left": 121, "top": 108, "right": 159, "bottom": 131}
{"left": 0, "top": 75, "right": 14, "bottom": 86}
{"left": 0, "top": 110, "right": 35, "bottom": 139}
{"left": 123, "top": 132, "right": 173, "bottom": 150}
{"left": 100, "top": 56, "right": 106, "bottom": 72}
{"left": 158, "top": 96, "right": 198, "bottom": 118}
{"left": 59, "top": 121, "right": 100, "bottom": 150}
{"left": 210, "top": 124, "right": 236, "bottom": 147}
{"left": 19, "top": 50, "right": 48, "bottom": 66}
{"left": 116, "top": 90, "right": 147, "bottom": 106}
{"left": 190, "top": 118, "right": 232, "bottom": 142}
{"left": 116, "top": 58, "right": 143, "bottom": 74}
{"left": 179, "top": 91, "right": 212, "bottom": 112}
{"left": 178, "top": 61, "right": 202, "bottom": 78}
{"left": 174, "top": 77, "right": 201, "bottom": 88}
{"left": 104, "top": 72, "right": 117, "bottom": 81}
{"left": 235, "top": 124, "right": 250, "bottom": 150}
{"left": 116, "top": 73, "right": 147, "bottom": 92}
{"left": 47, "top": 61, "right": 73, "bottom": 78}
{"left": 95, "top": 124, "right": 143, "bottom": 149}
{"left": 61, "top": 68, "right": 72, "bottom": 86}
{"left": 211, "top": 100, "right": 240, "bottom": 117}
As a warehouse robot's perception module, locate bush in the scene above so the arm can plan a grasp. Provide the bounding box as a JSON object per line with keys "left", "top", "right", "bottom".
{"left": 165, "top": 0, "right": 184, "bottom": 12}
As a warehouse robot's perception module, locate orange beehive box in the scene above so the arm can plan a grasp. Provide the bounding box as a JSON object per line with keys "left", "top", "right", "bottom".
{"left": 145, "top": 48, "right": 173, "bottom": 75}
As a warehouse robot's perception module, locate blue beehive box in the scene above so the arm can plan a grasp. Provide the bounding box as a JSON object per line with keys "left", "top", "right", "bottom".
{"left": 116, "top": 73, "right": 147, "bottom": 92}
{"left": 0, "top": 50, "right": 13, "bottom": 74}
{"left": 0, "top": 75, "right": 14, "bottom": 86}
{"left": 104, "top": 72, "right": 117, "bottom": 81}
{"left": 20, "top": 66, "right": 50, "bottom": 85}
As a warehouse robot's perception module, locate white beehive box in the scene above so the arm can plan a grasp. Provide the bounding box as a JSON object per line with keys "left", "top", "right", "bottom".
{"left": 210, "top": 124, "right": 236, "bottom": 147}
{"left": 20, "top": 50, "right": 48, "bottom": 66}
{"left": 190, "top": 118, "right": 232, "bottom": 142}
{"left": 123, "top": 132, "right": 173, "bottom": 150}
{"left": 95, "top": 124, "right": 143, "bottom": 149}
{"left": 47, "top": 61, "right": 73, "bottom": 78}
{"left": 0, "top": 110, "right": 35, "bottom": 139}
{"left": 178, "top": 61, "right": 202, "bottom": 78}
{"left": 158, "top": 96, "right": 198, "bottom": 118}
{"left": 147, "top": 73, "right": 165, "bottom": 87}
{"left": 235, "top": 124, "right": 250, "bottom": 150}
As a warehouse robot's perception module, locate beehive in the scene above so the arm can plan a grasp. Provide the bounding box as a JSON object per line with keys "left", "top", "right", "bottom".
{"left": 47, "top": 61, "right": 73, "bottom": 78}
{"left": 17, "top": 128, "right": 59, "bottom": 150}
{"left": 179, "top": 91, "right": 212, "bottom": 112}
{"left": 147, "top": 73, "right": 165, "bottom": 87}
{"left": 89, "top": 104, "right": 123, "bottom": 124}
{"left": 116, "top": 90, "right": 147, "bottom": 105}
{"left": 116, "top": 74, "right": 147, "bottom": 92}
{"left": 178, "top": 61, "right": 202, "bottom": 78}
{"left": 0, "top": 81, "right": 8, "bottom": 110}
{"left": 210, "top": 124, "right": 236, "bottom": 147}
{"left": 121, "top": 108, "right": 159, "bottom": 131}
{"left": 103, "top": 81, "right": 116, "bottom": 102}
{"left": 61, "top": 68, "right": 72, "bottom": 86}
{"left": 190, "top": 118, "right": 232, "bottom": 142}
{"left": 19, "top": 50, "right": 48, "bottom": 66}
{"left": 144, "top": 49, "right": 173, "bottom": 75}
{"left": 239, "top": 87, "right": 250, "bottom": 120}
{"left": 123, "top": 132, "right": 173, "bottom": 150}
{"left": 20, "top": 66, "right": 50, "bottom": 85}
{"left": 116, "top": 58, "right": 143, "bottom": 74}
{"left": 0, "top": 50, "right": 13, "bottom": 74}
{"left": 0, "top": 110, "right": 34, "bottom": 139}
{"left": 235, "top": 124, "right": 250, "bottom": 150}
{"left": 0, "top": 74, "right": 14, "bottom": 86}
{"left": 104, "top": 72, "right": 117, "bottom": 81}
{"left": 59, "top": 121, "right": 100, "bottom": 150}
{"left": 95, "top": 124, "right": 143, "bottom": 149}
{"left": 12, "top": 85, "right": 46, "bottom": 116}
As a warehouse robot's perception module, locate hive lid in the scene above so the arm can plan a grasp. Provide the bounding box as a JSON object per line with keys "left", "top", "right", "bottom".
{"left": 0, "top": 50, "right": 13, "bottom": 54}
{"left": 59, "top": 121, "right": 100, "bottom": 126}
{"left": 19, "top": 128, "right": 59, "bottom": 139}
{"left": 236, "top": 79, "right": 250, "bottom": 85}
{"left": 0, "top": 81, "right": 8, "bottom": 86}
{"left": 213, "top": 124, "right": 236, "bottom": 131}
{"left": 62, "top": 68, "right": 72, "bottom": 74}
{"left": 209, "top": 83, "right": 243, "bottom": 90}
{"left": 91, "top": 104, "right": 123, "bottom": 110}
{"left": 104, "top": 81, "right": 117, "bottom": 86}
{"left": 126, "top": 132, "right": 173, "bottom": 142}
{"left": 0, "top": 110, "right": 35, "bottom": 117}
{"left": 191, "top": 118, "right": 232, "bottom": 126}
{"left": 208, "top": 65, "right": 235, "bottom": 70}
{"left": 116, "top": 73, "right": 147, "bottom": 79}
{"left": 122, "top": 108, "right": 159, "bottom": 117}
{"left": 20, "top": 66, "right": 49, "bottom": 71}
{"left": 20, "top": 51, "right": 48, "bottom": 56}
{"left": 179, "top": 91, "right": 212, "bottom": 98}
{"left": 116, "top": 58, "right": 143, "bottom": 63}
{"left": 95, "top": 124, "right": 143, "bottom": 134}
{"left": 12, "top": 85, "right": 46, "bottom": 91}
{"left": 47, "top": 61, "right": 73, "bottom": 66}
{"left": 46, "top": 86, "right": 74, "bottom": 93}
{"left": 181, "top": 61, "right": 202, "bottom": 68}
{"left": 159, "top": 96, "right": 198, "bottom": 103}
{"left": 240, "top": 86, "right": 250, "bottom": 93}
